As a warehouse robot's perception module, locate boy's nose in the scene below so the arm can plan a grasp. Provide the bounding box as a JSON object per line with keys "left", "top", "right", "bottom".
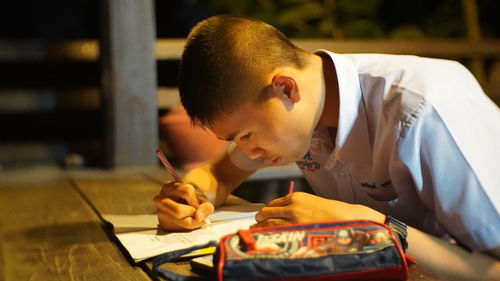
{"left": 239, "top": 144, "right": 265, "bottom": 160}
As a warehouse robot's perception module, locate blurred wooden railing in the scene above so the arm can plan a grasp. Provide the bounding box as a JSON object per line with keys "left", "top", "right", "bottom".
{"left": 1, "top": 38, "right": 499, "bottom": 166}
{"left": 2, "top": 38, "right": 500, "bottom": 59}
{"left": 1, "top": 38, "right": 499, "bottom": 100}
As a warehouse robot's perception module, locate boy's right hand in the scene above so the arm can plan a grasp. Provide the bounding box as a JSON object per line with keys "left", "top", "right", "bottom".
{"left": 153, "top": 181, "right": 214, "bottom": 232}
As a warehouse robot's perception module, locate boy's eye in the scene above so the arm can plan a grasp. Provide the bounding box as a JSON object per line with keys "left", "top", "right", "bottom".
{"left": 240, "top": 133, "right": 252, "bottom": 140}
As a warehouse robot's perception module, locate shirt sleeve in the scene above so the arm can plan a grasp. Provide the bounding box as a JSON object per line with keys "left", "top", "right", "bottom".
{"left": 397, "top": 101, "right": 500, "bottom": 252}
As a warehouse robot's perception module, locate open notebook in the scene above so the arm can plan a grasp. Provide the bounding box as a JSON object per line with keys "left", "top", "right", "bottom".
{"left": 103, "top": 203, "right": 263, "bottom": 262}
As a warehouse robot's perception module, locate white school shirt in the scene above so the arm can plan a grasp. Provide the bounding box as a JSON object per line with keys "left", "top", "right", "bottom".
{"left": 229, "top": 50, "right": 500, "bottom": 252}
{"left": 297, "top": 50, "right": 499, "bottom": 252}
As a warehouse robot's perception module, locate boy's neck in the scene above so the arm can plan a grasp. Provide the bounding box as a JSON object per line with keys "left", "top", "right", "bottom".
{"left": 314, "top": 53, "right": 340, "bottom": 132}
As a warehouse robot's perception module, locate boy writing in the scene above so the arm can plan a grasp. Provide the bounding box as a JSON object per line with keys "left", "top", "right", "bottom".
{"left": 154, "top": 15, "right": 500, "bottom": 280}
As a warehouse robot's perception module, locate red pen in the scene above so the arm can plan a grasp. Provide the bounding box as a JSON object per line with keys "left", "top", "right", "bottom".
{"left": 155, "top": 149, "right": 183, "bottom": 183}
{"left": 288, "top": 181, "right": 295, "bottom": 194}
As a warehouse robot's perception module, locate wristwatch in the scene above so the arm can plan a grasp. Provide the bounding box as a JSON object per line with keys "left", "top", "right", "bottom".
{"left": 385, "top": 216, "right": 408, "bottom": 252}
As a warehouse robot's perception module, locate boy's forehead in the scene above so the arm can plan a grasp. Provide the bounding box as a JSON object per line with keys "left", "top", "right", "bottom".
{"left": 207, "top": 114, "right": 243, "bottom": 140}
{"left": 207, "top": 103, "right": 257, "bottom": 140}
{"left": 208, "top": 121, "right": 240, "bottom": 142}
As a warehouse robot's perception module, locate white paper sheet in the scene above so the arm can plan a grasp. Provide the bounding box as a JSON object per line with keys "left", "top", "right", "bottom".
{"left": 103, "top": 203, "right": 263, "bottom": 262}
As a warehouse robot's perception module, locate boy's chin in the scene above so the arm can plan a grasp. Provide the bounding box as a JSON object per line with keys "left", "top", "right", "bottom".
{"left": 292, "top": 148, "right": 310, "bottom": 161}
{"left": 285, "top": 155, "right": 302, "bottom": 164}
{"left": 279, "top": 145, "right": 309, "bottom": 164}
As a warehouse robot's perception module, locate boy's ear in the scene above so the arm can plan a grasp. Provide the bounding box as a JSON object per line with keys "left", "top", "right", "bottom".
{"left": 270, "top": 74, "right": 300, "bottom": 103}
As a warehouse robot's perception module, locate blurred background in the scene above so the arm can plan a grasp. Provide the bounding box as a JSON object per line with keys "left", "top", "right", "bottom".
{"left": 0, "top": 0, "right": 499, "bottom": 171}
{"left": 5, "top": 3, "right": 499, "bottom": 277}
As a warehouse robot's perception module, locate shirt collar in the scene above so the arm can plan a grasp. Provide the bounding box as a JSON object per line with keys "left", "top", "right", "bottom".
{"left": 313, "top": 50, "right": 372, "bottom": 168}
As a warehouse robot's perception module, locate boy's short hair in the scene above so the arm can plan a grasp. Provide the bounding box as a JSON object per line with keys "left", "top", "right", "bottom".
{"left": 179, "top": 14, "right": 309, "bottom": 127}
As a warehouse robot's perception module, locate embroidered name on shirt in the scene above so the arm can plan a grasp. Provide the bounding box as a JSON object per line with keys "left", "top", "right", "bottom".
{"left": 361, "top": 180, "right": 392, "bottom": 189}
{"left": 381, "top": 180, "right": 392, "bottom": 188}
{"left": 296, "top": 152, "right": 321, "bottom": 172}
{"left": 361, "top": 182, "right": 376, "bottom": 189}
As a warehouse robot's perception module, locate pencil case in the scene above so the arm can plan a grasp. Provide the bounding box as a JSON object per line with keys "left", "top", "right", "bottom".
{"left": 153, "top": 220, "right": 416, "bottom": 281}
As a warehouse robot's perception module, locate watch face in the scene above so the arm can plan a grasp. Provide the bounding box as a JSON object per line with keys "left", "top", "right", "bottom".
{"left": 385, "top": 216, "right": 408, "bottom": 251}
{"left": 386, "top": 216, "right": 407, "bottom": 235}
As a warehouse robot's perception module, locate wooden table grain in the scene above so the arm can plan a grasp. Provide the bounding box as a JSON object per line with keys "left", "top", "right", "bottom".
{"left": 0, "top": 166, "right": 152, "bottom": 281}
{"left": 1, "top": 165, "right": 442, "bottom": 281}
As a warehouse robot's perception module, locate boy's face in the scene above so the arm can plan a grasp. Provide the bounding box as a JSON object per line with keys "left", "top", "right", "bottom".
{"left": 209, "top": 96, "right": 313, "bottom": 166}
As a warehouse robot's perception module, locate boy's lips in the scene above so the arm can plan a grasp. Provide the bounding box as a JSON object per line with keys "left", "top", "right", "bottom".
{"left": 271, "top": 157, "right": 284, "bottom": 166}
{"left": 262, "top": 156, "right": 283, "bottom": 166}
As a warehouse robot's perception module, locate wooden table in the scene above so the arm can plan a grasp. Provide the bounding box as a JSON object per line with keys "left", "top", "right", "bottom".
{"left": 0, "top": 165, "right": 442, "bottom": 280}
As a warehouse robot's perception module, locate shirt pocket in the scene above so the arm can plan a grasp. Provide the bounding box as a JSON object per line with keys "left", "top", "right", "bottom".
{"left": 350, "top": 164, "right": 397, "bottom": 201}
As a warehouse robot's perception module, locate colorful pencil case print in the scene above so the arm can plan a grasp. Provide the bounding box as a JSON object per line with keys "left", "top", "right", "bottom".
{"left": 153, "top": 220, "right": 416, "bottom": 281}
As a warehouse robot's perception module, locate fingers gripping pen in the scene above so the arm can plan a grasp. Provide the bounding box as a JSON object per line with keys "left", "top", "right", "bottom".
{"left": 156, "top": 149, "right": 211, "bottom": 226}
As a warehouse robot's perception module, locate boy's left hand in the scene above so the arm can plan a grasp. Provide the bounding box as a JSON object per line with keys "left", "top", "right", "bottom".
{"left": 253, "top": 192, "right": 384, "bottom": 227}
